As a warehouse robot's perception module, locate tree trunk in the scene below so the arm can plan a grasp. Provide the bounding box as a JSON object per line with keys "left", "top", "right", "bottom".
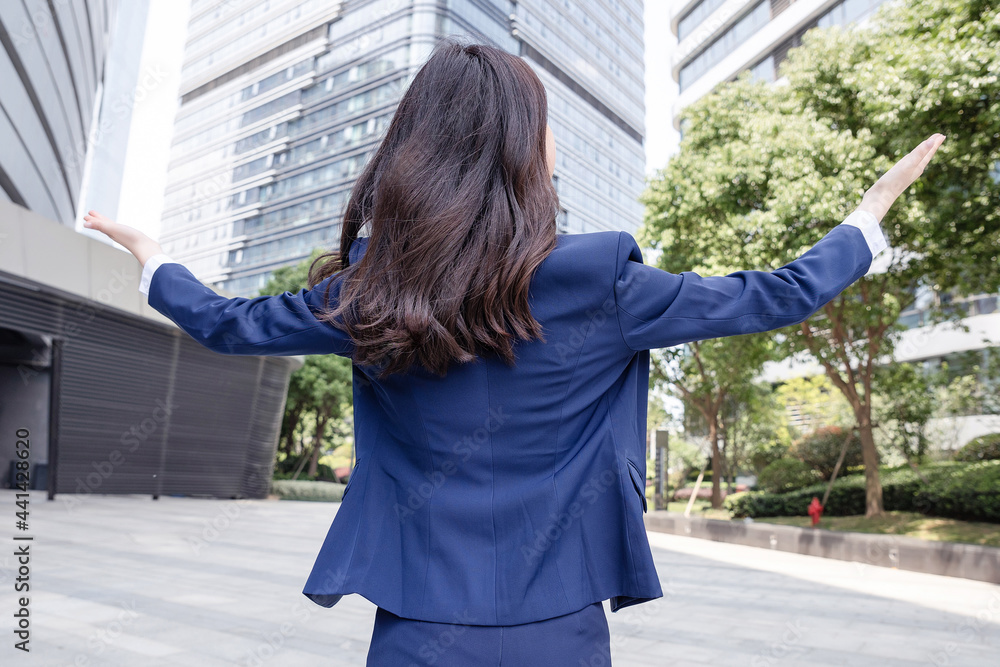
{"left": 709, "top": 418, "right": 723, "bottom": 509}
{"left": 282, "top": 409, "right": 301, "bottom": 457}
{"left": 856, "top": 405, "right": 884, "bottom": 518}
{"left": 721, "top": 428, "right": 735, "bottom": 494}
{"left": 307, "top": 415, "right": 328, "bottom": 479}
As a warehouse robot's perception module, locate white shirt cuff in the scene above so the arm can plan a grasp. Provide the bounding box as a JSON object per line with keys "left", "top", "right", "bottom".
{"left": 841, "top": 208, "right": 888, "bottom": 259}
{"left": 139, "top": 254, "right": 178, "bottom": 297}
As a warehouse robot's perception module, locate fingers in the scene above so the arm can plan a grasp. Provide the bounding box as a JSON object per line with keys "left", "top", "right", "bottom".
{"left": 914, "top": 134, "right": 945, "bottom": 173}
{"left": 882, "top": 133, "right": 946, "bottom": 196}
{"left": 83, "top": 210, "right": 112, "bottom": 230}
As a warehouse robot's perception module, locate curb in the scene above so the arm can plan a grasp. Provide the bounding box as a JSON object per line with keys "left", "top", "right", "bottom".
{"left": 643, "top": 510, "right": 1000, "bottom": 584}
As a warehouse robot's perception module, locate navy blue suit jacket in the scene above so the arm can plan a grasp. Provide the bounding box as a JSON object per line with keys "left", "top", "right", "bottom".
{"left": 145, "top": 222, "right": 877, "bottom": 625}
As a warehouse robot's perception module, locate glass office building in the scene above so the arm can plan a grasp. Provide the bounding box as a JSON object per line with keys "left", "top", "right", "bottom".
{"left": 670, "top": 0, "right": 890, "bottom": 130}
{"left": 667, "top": 0, "right": 1000, "bottom": 451}
{"left": 161, "top": 0, "right": 645, "bottom": 297}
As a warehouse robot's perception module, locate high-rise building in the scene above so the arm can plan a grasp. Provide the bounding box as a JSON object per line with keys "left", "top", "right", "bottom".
{"left": 670, "top": 0, "right": 890, "bottom": 130}
{"left": 667, "top": 0, "right": 1000, "bottom": 449}
{"left": 0, "top": 0, "right": 298, "bottom": 499}
{"left": 1, "top": 0, "right": 128, "bottom": 224}
{"left": 161, "top": 0, "right": 645, "bottom": 297}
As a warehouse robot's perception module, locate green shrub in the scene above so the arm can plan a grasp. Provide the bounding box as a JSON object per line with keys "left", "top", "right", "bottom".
{"left": 270, "top": 479, "right": 346, "bottom": 502}
{"left": 790, "top": 426, "right": 864, "bottom": 479}
{"left": 953, "top": 434, "right": 1000, "bottom": 462}
{"left": 725, "top": 462, "right": 1000, "bottom": 523}
{"left": 756, "top": 458, "right": 822, "bottom": 493}
{"left": 749, "top": 441, "right": 790, "bottom": 475}
{"left": 911, "top": 461, "right": 1000, "bottom": 522}
{"left": 271, "top": 461, "right": 341, "bottom": 482}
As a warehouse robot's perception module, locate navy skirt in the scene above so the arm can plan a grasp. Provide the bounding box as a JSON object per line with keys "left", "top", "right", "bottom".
{"left": 366, "top": 601, "right": 612, "bottom": 666}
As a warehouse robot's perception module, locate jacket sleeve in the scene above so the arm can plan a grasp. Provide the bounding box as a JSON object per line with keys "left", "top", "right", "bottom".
{"left": 145, "top": 261, "right": 354, "bottom": 357}
{"left": 613, "top": 209, "right": 886, "bottom": 351}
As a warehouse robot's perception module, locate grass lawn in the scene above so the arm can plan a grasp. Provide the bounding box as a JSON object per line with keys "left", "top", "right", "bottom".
{"left": 645, "top": 489, "right": 1000, "bottom": 548}
{"left": 750, "top": 511, "right": 1000, "bottom": 548}
{"left": 662, "top": 498, "right": 731, "bottom": 520}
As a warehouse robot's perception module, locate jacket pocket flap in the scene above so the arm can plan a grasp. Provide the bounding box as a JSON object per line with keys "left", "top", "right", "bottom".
{"left": 625, "top": 458, "right": 647, "bottom": 513}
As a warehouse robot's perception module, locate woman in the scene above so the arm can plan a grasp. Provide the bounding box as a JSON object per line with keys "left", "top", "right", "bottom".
{"left": 85, "top": 40, "right": 944, "bottom": 666}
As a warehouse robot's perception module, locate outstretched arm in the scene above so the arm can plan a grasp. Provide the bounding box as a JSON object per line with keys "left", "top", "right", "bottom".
{"left": 82, "top": 212, "right": 354, "bottom": 357}
{"left": 614, "top": 133, "right": 946, "bottom": 351}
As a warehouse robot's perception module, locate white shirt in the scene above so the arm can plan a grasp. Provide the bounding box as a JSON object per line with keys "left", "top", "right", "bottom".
{"left": 138, "top": 209, "right": 888, "bottom": 297}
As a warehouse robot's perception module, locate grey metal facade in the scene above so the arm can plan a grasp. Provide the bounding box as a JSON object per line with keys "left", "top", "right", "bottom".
{"left": 161, "top": 0, "right": 645, "bottom": 297}
{"left": 0, "top": 1, "right": 296, "bottom": 500}
{"left": 0, "top": 0, "right": 116, "bottom": 226}
{"left": 0, "top": 270, "right": 297, "bottom": 499}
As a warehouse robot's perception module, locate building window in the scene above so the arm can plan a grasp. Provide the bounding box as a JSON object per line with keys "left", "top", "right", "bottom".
{"left": 817, "top": 0, "right": 888, "bottom": 29}
{"left": 679, "top": 2, "right": 771, "bottom": 92}
{"left": 748, "top": 54, "right": 775, "bottom": 83}
{"left": 677, "top": 0, "right": 728, "bottom": 42}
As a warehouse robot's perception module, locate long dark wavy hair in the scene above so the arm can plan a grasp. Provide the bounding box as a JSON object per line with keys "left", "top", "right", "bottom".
{"left": 308, "top": 39, "right": 560, "bottom": 378}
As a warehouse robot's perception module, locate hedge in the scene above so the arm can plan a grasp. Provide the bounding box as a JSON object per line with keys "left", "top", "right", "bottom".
{"left": 725, "top": 461, "right": 1000, "bottom": 523}
{"left": 953, "top": 434, "right": 1000, "bottom": 462}
{"left": 757, "top": 458, "right": 822, "bottom": 493}
{"left": 270, "top": 480, "right": 347, "bottom": 502}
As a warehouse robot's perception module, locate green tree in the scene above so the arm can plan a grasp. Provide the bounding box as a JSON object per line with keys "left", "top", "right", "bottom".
{"left": 872, "top": 362, "right": 937, "bottom": 463}
{"left": 642, "top": 0, "right": 999, "bottom": 517}
{"left": 650, "top": 335, "right": 774, "bottom": 508}
{"left": 260, "top": 249, "right": 354, "bottom": 479}
{"left": 774, "top": 375, "right": 853, "bottom": 437}
{"left": 724, "top": 381, "right": 792, "bottom": 478}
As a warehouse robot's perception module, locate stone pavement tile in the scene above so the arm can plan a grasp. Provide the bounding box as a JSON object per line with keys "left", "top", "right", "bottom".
{"left": 797, "top": 645, "right": 948, "bottom": 667}
{"left": 607, "top": 633, "right": 665, "bottom": 655}
{"left": 609, "top": 648, "right": 666, "bottom": 665}
{"left": 629, "top": 640, "right": 722, "bottom": 663}
{"left": 790, "top": 627, "right": 872, "bottom": 654}
{"left": 143, "top": 650, "right": 245, "bottom": 667}
{"left": 17, "top": 494, "right": 1000, "bottom": 667}
{"left": 33, "top": 611, "right": 183, "bottom": 659}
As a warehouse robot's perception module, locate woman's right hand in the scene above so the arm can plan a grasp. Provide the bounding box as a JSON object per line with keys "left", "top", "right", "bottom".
{"left": 857, "top": 133, "right": 946, "bottom": 223}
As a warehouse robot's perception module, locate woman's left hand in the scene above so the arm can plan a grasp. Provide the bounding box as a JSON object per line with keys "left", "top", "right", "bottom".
{"left": 83, "top": 210, "right": 164, "bottom": 266}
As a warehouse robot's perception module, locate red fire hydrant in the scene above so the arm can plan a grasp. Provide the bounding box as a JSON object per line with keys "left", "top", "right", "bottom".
{"left": 808, "top": 497, "right": 824, "bottom": 527}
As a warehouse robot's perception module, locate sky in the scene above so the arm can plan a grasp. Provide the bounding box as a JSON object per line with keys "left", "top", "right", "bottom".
{"left": 116, "top": 0, "right": 192, "bottom": 243}
{"left": 117, "top": 0, "right": 680, "bottom": 242}
{"left": 643, "top": 1, "right": 682, "bottom": 176}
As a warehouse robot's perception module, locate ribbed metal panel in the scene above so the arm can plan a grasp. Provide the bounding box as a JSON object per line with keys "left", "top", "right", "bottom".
{"left": 57, "top": 304, "right": 177, "bottom": 495}
{"left": 160, "top": 343, "right": 261, "bottom": 497}
{"left": 0, "top": 274, "right": 296, "bottom": 499}
{"left": 243, "top": 360, "right": 294, "bottom": 496}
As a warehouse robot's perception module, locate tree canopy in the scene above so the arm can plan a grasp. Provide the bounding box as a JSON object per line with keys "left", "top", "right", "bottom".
{"left": 642, "top": 0, "right": 1000, "bottom": 516}
{"left": 260, "top": 249, "right": 353, "bottom": 479}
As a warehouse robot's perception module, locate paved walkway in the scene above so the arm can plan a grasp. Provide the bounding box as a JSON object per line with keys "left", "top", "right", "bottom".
{"left": 2, "top": 493, "right": 998, "bottom": 666}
